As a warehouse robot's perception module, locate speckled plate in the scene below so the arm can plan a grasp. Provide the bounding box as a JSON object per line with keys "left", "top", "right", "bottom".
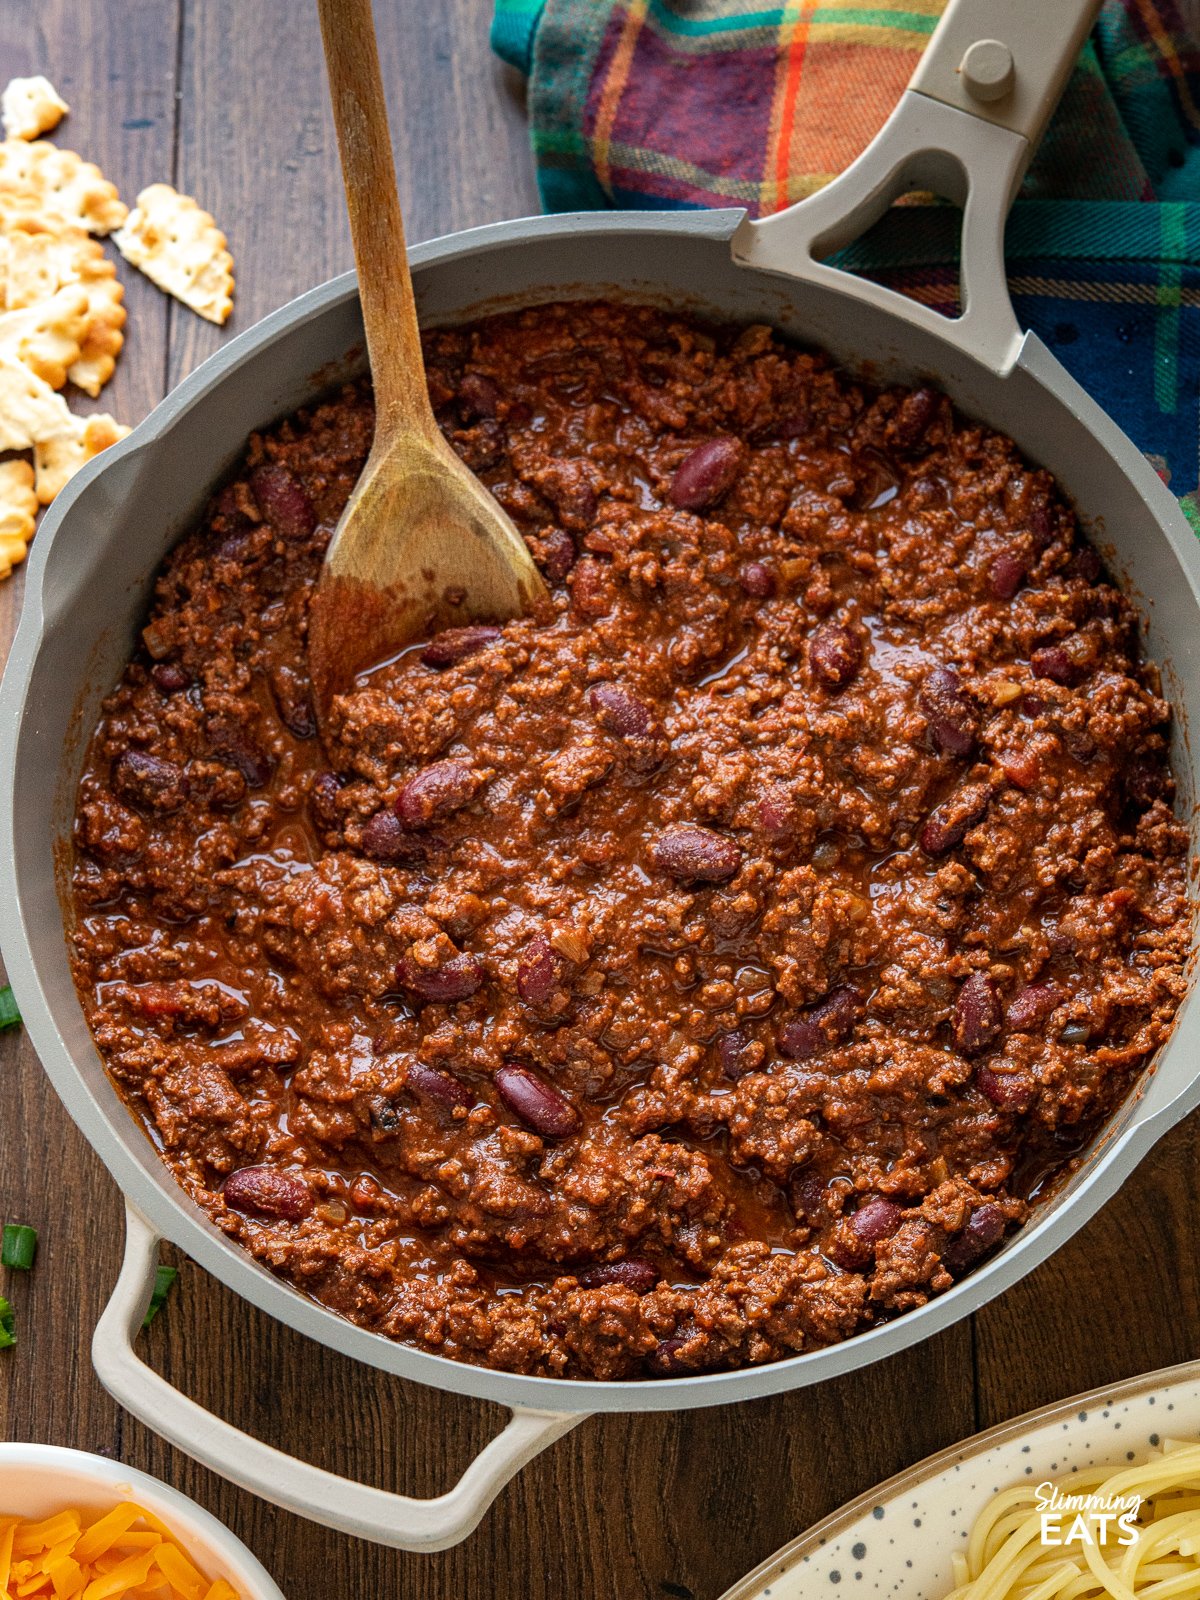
{"left": 720, "top": 1359, "right": 1200, "bottom": 1599}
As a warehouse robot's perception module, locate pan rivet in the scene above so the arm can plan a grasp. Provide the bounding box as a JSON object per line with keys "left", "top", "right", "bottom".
{"left": 959, "top": 39, "right": 1015, "bottom": 103}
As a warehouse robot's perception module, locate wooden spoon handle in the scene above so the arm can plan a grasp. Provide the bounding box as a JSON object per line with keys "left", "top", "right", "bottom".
{"left": 316, "top": 0, "right": 433, "bottom": 441}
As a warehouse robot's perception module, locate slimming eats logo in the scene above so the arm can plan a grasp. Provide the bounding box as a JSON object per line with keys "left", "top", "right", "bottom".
{"left": 1035, "top": 1483, "right": 1144, "bottom": 1547}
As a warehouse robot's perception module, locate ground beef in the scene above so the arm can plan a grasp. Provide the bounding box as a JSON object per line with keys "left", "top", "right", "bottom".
{"left": 68, "top": 302, "right": 1191, "bottom": 1380}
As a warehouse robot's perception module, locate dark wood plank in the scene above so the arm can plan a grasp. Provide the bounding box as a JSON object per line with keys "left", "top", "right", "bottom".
{"left": 974, "top": 1113, "right": 1200, "bottom": 1428}
{"left": 166, "top": 0, "right": 541, "bottom": 389}
{"left": 0, "top": 0, "right": 180, "bottom": 422}
{"left": 0, "top": 0, "right": 181, "bottom": 1473}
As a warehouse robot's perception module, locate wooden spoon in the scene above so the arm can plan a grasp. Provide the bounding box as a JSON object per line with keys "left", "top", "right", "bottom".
{"left": 308, "top": 0, "right": 546, "bottom": 724}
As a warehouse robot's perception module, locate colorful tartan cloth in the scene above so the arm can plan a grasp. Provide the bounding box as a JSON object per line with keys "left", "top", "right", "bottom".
{"left": 493, "top": 0, "right": 1200, "bottom": 511}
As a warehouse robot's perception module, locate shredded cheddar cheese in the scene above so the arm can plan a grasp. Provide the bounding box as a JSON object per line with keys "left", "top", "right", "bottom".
{"left": 0, "top": 1500, "right": 240, "bottom": 1599}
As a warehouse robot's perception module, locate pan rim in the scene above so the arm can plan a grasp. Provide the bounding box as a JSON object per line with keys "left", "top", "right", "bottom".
{"left": 3, "top": 207, "right": 1197, "bottom": 1416}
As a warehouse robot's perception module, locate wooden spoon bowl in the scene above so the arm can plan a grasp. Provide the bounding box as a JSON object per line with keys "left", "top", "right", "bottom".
{"left": 309, "top": 0, "right": 546, "bottom": 723}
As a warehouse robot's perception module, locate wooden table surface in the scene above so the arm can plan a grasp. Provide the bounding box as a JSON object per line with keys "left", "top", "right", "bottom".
{"left": 1, "top": 4, "right": 1197, "bottom": 1597}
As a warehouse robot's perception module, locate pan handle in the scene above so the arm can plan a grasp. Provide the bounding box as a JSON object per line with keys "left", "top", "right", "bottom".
{"left": 732, "top": 0, "right": 1102, "bottom": 375}
{"left": 92, "top": 1204, "right": 583, "bottom": 1552}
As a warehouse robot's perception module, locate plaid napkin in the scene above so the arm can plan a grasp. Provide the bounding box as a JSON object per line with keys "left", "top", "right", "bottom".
{"left": 493, "top": 0, "right": 1200, "bottom": 518}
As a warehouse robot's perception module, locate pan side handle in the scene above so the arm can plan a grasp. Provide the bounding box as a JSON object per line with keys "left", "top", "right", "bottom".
{"left": 92, "top": 1204, "right": 583, "bottom": 1553}
{"left": 733, "top": 0, "right": 1102, "bottom": 375}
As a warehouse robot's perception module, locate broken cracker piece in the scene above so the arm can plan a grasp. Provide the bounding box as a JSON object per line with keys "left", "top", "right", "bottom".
{"left": 0, "top": 224, "right": 126, "bottom": 394}
{"left": 68, "top": 272, "right": 125, "bottom": 395}
{"left": 2, "top": 76, "right": 69, "bottom": 142}
{"left": 4, "top": 221, "right": 107, "bottom": 308}
{"left": 0, "top": 282, "right": 89, "bottom": 389}
{"left": 114, "top": 182, "right": 233, "bottom": 324}
{"left": 0, "top": 456, "right": 36, "bottom": 579}
{"left": 33, "top": 410, "right": 129, "bottom": 503}
{"left": 0, "top": 351, "right": 73, "bottom": 450}
{"left": 0, "top": 457, "right": 36, "bottom": 577}
{"left": 0, "top": 139, "right": 126, "bottom": 235}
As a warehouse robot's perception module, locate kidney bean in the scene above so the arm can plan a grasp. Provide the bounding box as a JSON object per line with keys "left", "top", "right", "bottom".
{"left": 647, "top": 1332, "right": 693, "bottom": 1374}
{"left": 919, "top": 666, "right": 978, "bottom": 757}
{"left": 953, "top": 973, "right": 1002, "bottom": 1055}
{"left": 778, "top": 984, "right": 861, "bottom": 1060}
{"left": 1007, "top": 982, "right": 1062, "bottom": 1032}
{"left": 249, "top": 464, "right": 316, "bottom": 539}
{"left": 309, "top": 770, "right": 343, "bottom": 834}
{"left": 570, "top": 557, "right": 612, "bottom": 618}
{"left": 988, "top": 549, "right": 1027, "bottom": 600}
{"left": 668, "top": 437, "right": 745, "bottom": 511}
{"left": 976, "top": 1064, "right": 1034, "bottom": 1112}
{"left": 396, "top": 951, "right": 484, "bottom": 1003}
{"left": 738, "top": 561, "right": 777, "bottom": 599}
{"left": 941, "top": 1204, "right": 1005, "bottom": 1272}
{"left": 458, "top": 370, "right": 501, "bottom": 420}
{"left": 516, "top": 932, "right": 570, "bottom": 1009}
{"left": 579, "top": 1259, "right": 658, "bottom": 1293}
{"left": 850, "top": 1196, "right": 904, "bottom": 1244}
{"left": 789, "top": 1171, "right": 830, "bottom": 1227}
{"left": 404, "top": 1059, "right": 474, "bottom": 1111}
{"left": 216, "top": 528, "right": 252, "bottom": 562}
{"left": 360, "top": 808, "right": 424, "bottom": 862}
{"left": 589, "top": 682, "right": 655, "bottom": 740}
{"left": 829, "top": 1196, "right": 904, "bottom": 1267}
{"left": 270, "top": 663, "right": 316, "bottom": 739}
{"left": 1031, "top": 642, "right": 1086, "bottom": 686}
{"left": 223, "top": 1165, "right": 311, "bottom": 1221}
{"left": 420, "top": 626, "right": 502, "bottom": 668}
{"left": 892, "top": 386, "right": 939, "bottom": 452}
{"left": 494, "top": 1062, "right": 580, "bottom": 1137}
{"left": 151, "top": 661, "right": 191, "bottom": 693}
{"left": 1069, "top": 542, "right": 1103, "bottom": 582}
{"left": 649, "top": 824, "right": 742, "bottom": 883}
{"left": 540, "top": 527, "right": 577, "bottom": 583}
{"left": 395, "top": 759, "right": 482, "bottom": 828}
{"left": 112, "top": 749, "right": 187, "bottom": 813}
{"left": 717, "top": 1028, "right": 765, "bottom": 1080}
{"left": 809, "top": 622, "right": 862, "bottom": 690}
{"left": 919, "top": 781, "right": 991, "bottom": 857}
{"left": 207, "top": 720, "right": 273, "bottom": 788}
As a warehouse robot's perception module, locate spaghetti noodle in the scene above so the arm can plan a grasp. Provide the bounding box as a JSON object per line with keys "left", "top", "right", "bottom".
{"left": 947, "top": 1440, "right": 1200, "bottom": 1598}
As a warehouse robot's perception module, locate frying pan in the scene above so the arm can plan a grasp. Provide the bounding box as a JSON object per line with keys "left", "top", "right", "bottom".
{"left": 2, "top": 0, "right": 1198, "bottom": 1555}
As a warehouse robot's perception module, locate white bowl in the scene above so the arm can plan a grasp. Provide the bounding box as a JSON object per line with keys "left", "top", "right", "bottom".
{"left": 0, "top": 1443, "right": 285, "bottom": 1598}
{"left": 720, "top": 1357, "right": 1200, "bottom": 1599}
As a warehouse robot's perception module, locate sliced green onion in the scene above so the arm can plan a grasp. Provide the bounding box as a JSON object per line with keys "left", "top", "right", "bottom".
{"left": 1, "top": 1224, "right": 37, "bottom": 1270}
{"left": 142, "top": 1265, "right": 179, "bottom": 1328}
{"left": 0, "top": 1295, "right": 14, "bottom": 1350}
{"left": 0, "top": 986, "right": 20, "bottom": 1031}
